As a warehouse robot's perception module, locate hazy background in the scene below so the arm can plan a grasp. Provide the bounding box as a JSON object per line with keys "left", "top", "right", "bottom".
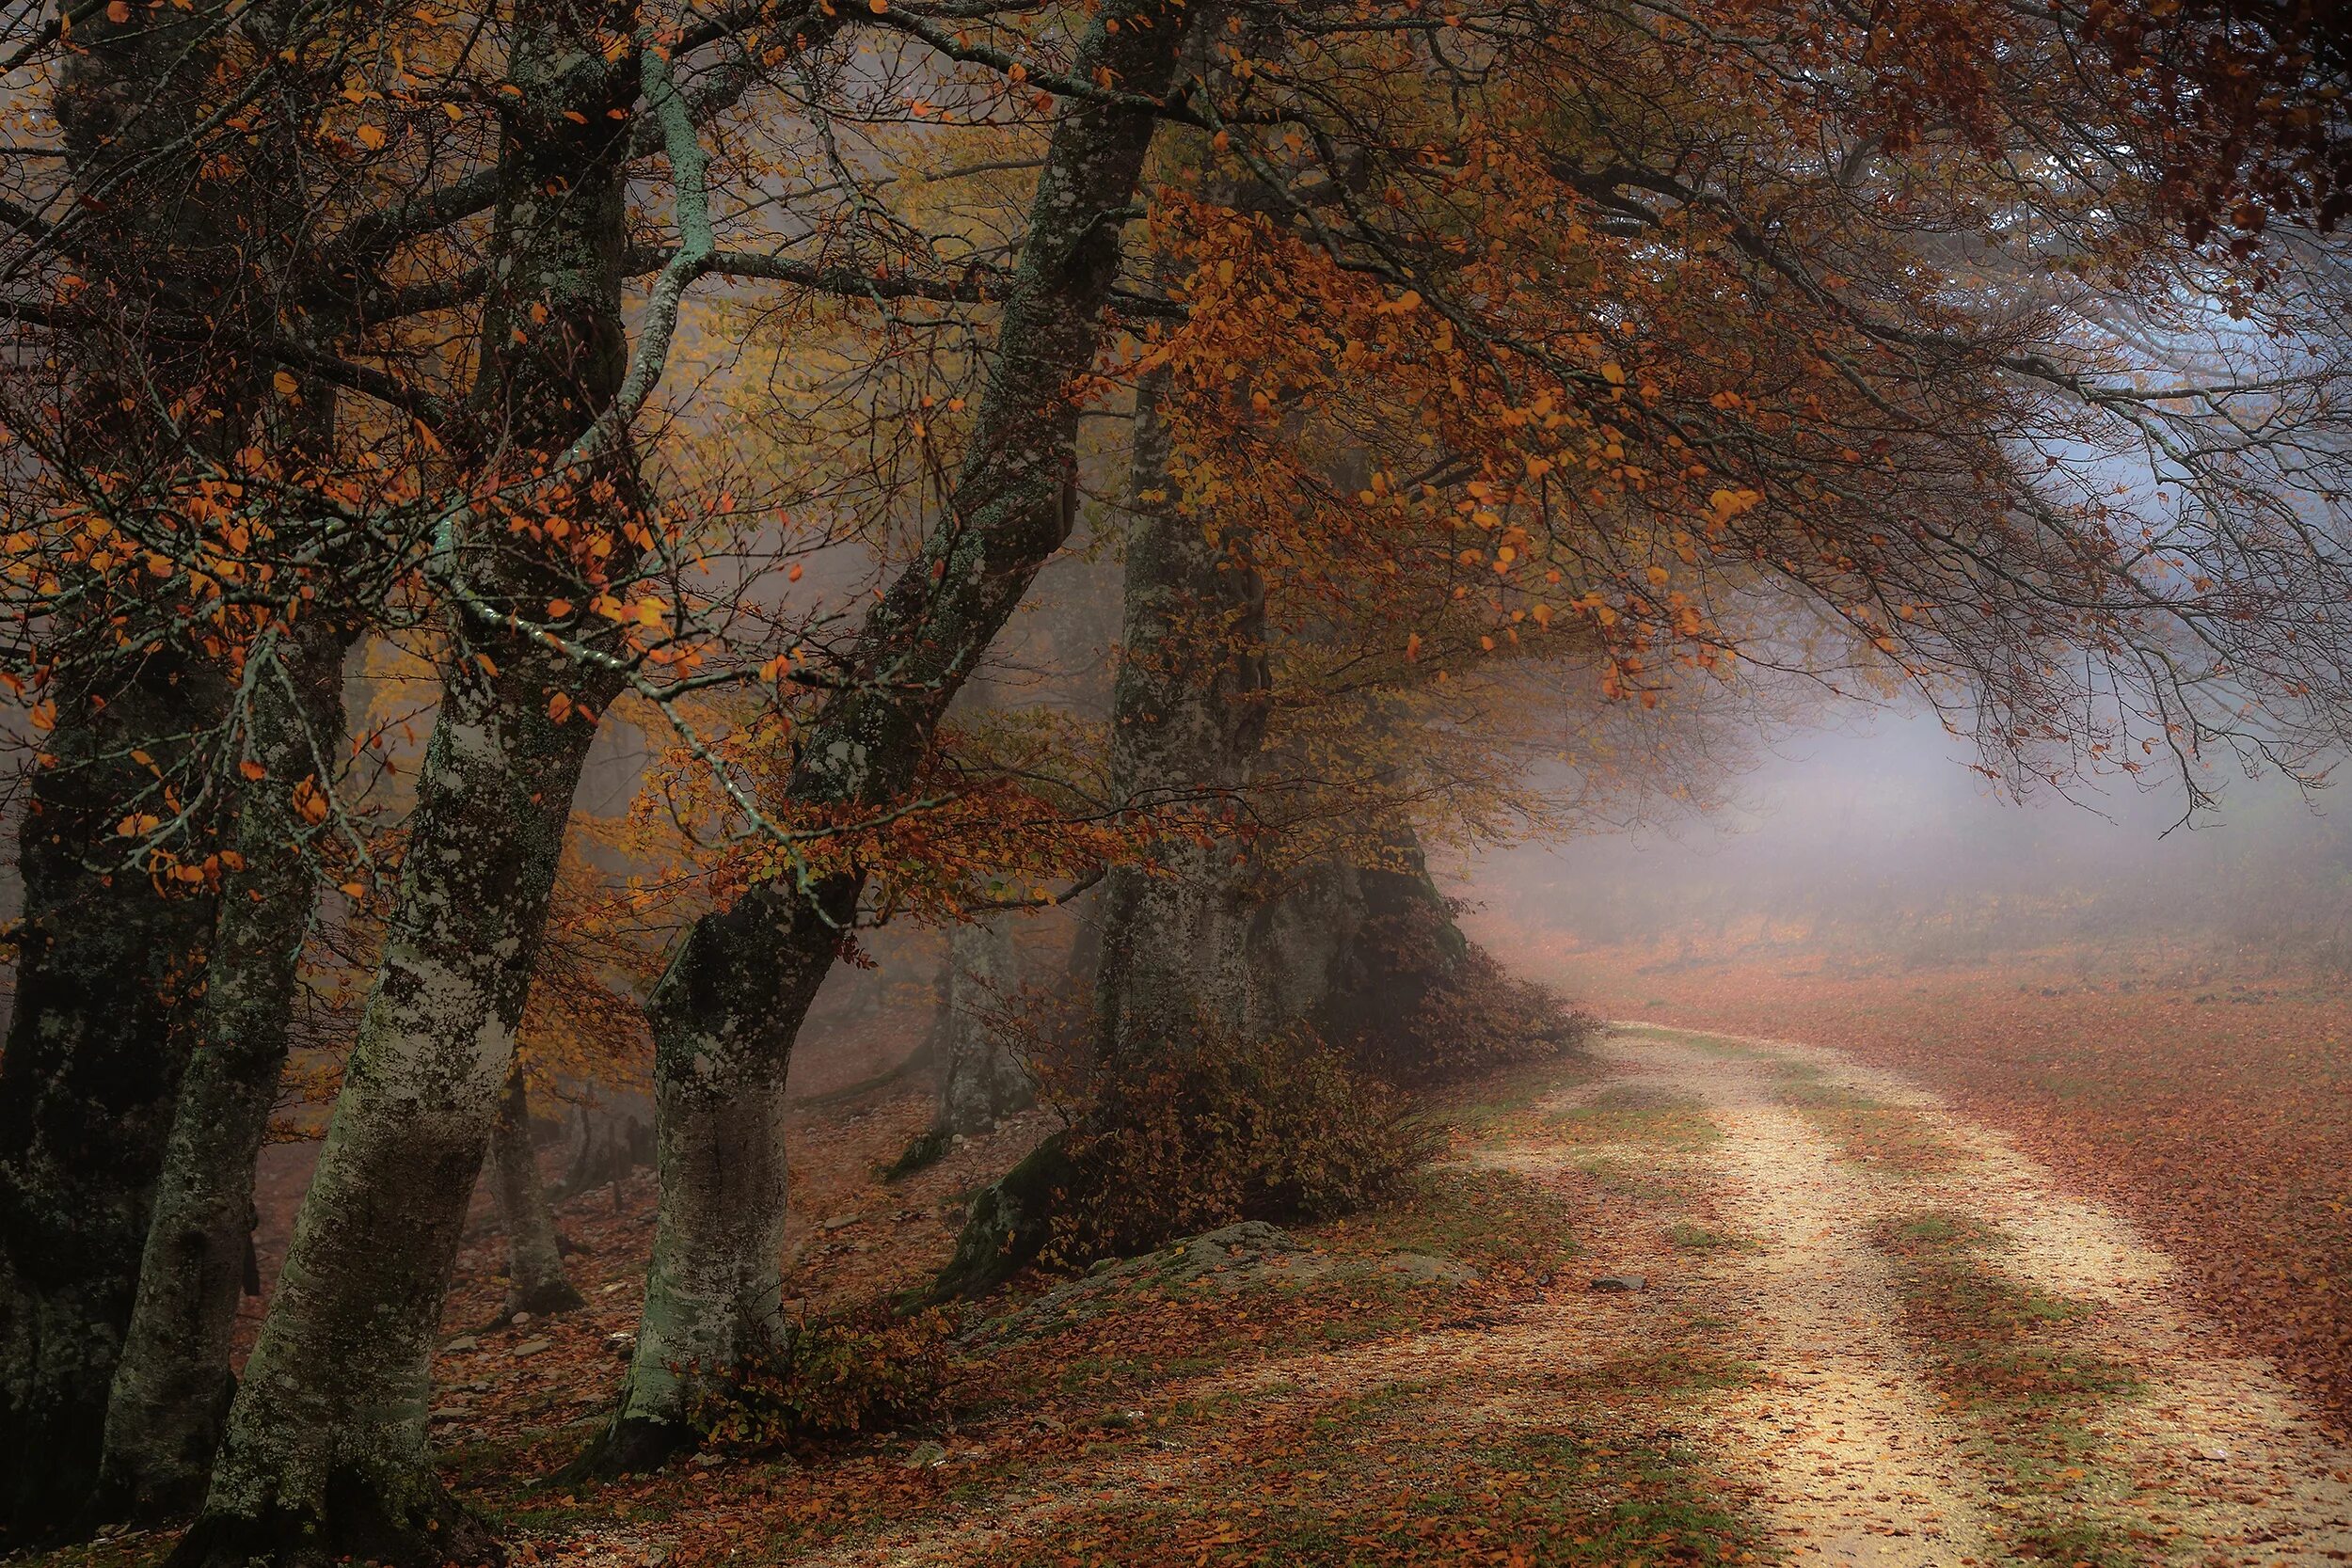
{"left": 1456, "top": 701, "right": 2352, "bottom": 979}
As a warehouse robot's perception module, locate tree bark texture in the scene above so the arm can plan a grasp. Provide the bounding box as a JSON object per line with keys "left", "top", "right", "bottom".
{"left": 595, "top": 3, "right": 1200, "bottom": 1469}
{"left": 90, "top": 615, "right": 355, "bottom": 1528}
{"left": 1089, "top": 366, "right": 1270, "bottom": 1064}
{"left": 174, "top": 3, "right": 639, "bottom": 1556}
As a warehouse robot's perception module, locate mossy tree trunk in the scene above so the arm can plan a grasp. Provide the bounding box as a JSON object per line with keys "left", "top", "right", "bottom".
{"left": 592, "top": 4, "right": 1200, "bottom": 1471}
{"left": 171, "top": 3, "right": 641, "bottom": 1559}
{"left": 89, "top": 614, "right": 356, "bottom": 1528}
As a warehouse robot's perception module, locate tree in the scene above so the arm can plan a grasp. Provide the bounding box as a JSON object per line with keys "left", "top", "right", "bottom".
{"left": 591, "top": 0, "right": 1206, "bottom": 1471}
{"left": 485, "top": 1057, "right": 585, "bottom": 1322}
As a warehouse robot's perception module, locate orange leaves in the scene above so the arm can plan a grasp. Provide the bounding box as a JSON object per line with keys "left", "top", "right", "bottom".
{"left": 239, "top": 758, "right": 268, "bottom": 782}
{"left": 292, "top": 775, "right": 331, "bottom": 826}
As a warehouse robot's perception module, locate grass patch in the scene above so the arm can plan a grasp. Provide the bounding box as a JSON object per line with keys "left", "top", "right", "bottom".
{"left": 1871, "top": 1209, "right": 2153, "bottom": 1564}
{"left": 1546, "top": 1085, "right": 1720, "bottom": 1148}
{"left": 1665, "top": 1220, "right": 1759, "bottom": 1253}
{"left": 985, "top": 1418, "right": 1769, "bottom": 1567}
{"left": 1775, "top": 1071, "right": 1962, "bottom": 1176}
{"left": 1324, "top": 1163, "right": 1583, "bottom": 1281}
{"left": 1423, "top": 1053, "right": 1607, "bottom": 1146}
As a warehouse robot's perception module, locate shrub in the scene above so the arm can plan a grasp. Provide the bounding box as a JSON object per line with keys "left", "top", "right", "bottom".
{"left": 691, "top": 1304, "right": 955, "bottom": 1454}
{"left": 1043, "top": 1023, "right": 1434, "bottom": 1268}
{"left": 1338, "top": 894, "right": 1597, "bottom": 1085}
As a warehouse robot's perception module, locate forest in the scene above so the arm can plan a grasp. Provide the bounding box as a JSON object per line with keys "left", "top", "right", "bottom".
{"left": 0, "top": 0, "right": 2350, "bottom": 1564}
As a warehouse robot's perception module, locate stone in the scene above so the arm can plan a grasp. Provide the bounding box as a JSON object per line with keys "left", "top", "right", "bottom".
{"left": 510, "top": 1311, "right": 533, "bottom": 1326}
{"left": 1589, "top": 1275, "right": 1646, "bottom": 1293}
{"left": 441, "top": 1335, "right": 480, "bottom": 1353}
{"left": 513, "top": 1337, "right": 552, "bottom": 1355}
{"left": 821, "top": 1214, "right": 863, "bottom": 1232}
{"left": 902, "top": 1440, "right": 948, "bottom": 1470}
{"left": 429, "top": 1405, "right": 470, "bottom": 1422}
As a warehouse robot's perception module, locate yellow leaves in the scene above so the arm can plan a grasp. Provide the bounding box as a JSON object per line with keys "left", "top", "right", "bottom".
{"left": 356, "top": 124, "right": 387, "bottom": 150}
{"left": 1645, "top": 564, "right": 1670, "bottom": 587}
{"left": 27, "top": 700, "right": 55, "bottom": 733}
{"left": 635, "top": 596, "right": 668, "bottom": 628}
{"left": 1600, "top": 362, "right": 1627, "bottom": 387}
{"left": 442, "top": 103, "right": 465, "bottom": 122}
{"left": 116, "top": 813, "right": 161, "bottom": 838}
{"left": 1530, "top": 602, "right": 1554, "bottom": 627}
{"left": 292, "top": 776, "right": 331, "bottom": 826}
{"left": 340, "top": 881, "right": 367, "bottom": 899}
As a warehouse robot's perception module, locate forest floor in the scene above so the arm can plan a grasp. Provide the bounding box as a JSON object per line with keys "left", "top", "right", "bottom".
{"left": 45, "top": 1011, "right": 2352, "bottom": 1568}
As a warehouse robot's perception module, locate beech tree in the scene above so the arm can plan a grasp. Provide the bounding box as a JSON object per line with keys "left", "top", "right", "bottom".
{"left": 0, "top": 0, "right": 2346, "bottom": 1560}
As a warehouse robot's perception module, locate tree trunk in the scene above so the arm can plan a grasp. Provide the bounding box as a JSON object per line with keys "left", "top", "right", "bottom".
{"left": 1089, "top": 365, "right": 1270, "bottom": 1064}
{"left": 171, "top": 3, "right": 639, "bottom": 1556}
{"left": 590, "top": 4, "right": 1199, "bottom": 1471}
{"left": 938, "top": 916, "right": 1033, "bottom": 1135}
{"left": 489, "top": 1061, "right": 583, "bottom": 1321}
{"left": 0, "top": 8, "right": 238, "bottom": 1535}
{"left": 88, "top": 615, "right": 355, "bottom": 1528}
{"left": 0, "top": 661, "right": 224, "bottom": 1540}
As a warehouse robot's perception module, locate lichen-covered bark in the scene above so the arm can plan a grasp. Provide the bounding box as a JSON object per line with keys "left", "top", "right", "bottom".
{"left": 173, "top": 3, "right": 639, "bottom": 1558}
{"left": 90, "top": 614, "right": 355, "bottom": 1527}
{"left": 938, "top": 916, "right": 1033, "bottom": 1135}
{"left": 489, "top": 1061, "right": 583, "bottom": 1320}
{"left": 594, "top": 4, "right": 1200, "bottom": 1467}
{"left": 0, "top": 8, "right": 238, "bottom": 1538}
{"left": 1090, "top": 367, "right": 1270, "bottom": 1064}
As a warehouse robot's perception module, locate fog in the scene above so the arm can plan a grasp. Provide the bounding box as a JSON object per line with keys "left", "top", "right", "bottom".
{"left": 1462, "top": 701, "right": 2352, "bottom": 976}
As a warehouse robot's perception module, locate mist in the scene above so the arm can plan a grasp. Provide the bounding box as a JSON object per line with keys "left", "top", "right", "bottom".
{"left": 1461, "top": 700, "right": 2352, "bottom": 978}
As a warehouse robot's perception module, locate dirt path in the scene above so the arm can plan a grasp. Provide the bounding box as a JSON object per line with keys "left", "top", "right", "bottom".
{"left": 697, "top": 1024, "right": 2352, "bottom": 1567}
{"left": 1606, "top": 1022, "right": 2352, "bottom": 1566}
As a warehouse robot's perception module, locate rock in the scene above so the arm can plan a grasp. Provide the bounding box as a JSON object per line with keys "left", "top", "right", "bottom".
{"left": 605, "top": 1331, "right": 636, "bottom": 1361}
{"left": 429, "top": 1405, "right": 470, "bottom": 1422}
{"left": 1589, "top": 1275, "right": 1646, "bottom": 1293}
{"left": 690, "top": 1451, "right": 727, "bottom": 1470}
{"left": 513, "top": 1337, "right": 552, "bottom": 1356}
{"left": 510, "top": 1311, "right": 533, "bottom": 1327}
{"left": 821, "top": 1213, "right": 863, "bottom": 1232}
{"left": 441, "top": 1335, "right": 480, "bottom": 1353}
{"left": 902, "top": 1440, "right": 948, "bottom": 1470}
